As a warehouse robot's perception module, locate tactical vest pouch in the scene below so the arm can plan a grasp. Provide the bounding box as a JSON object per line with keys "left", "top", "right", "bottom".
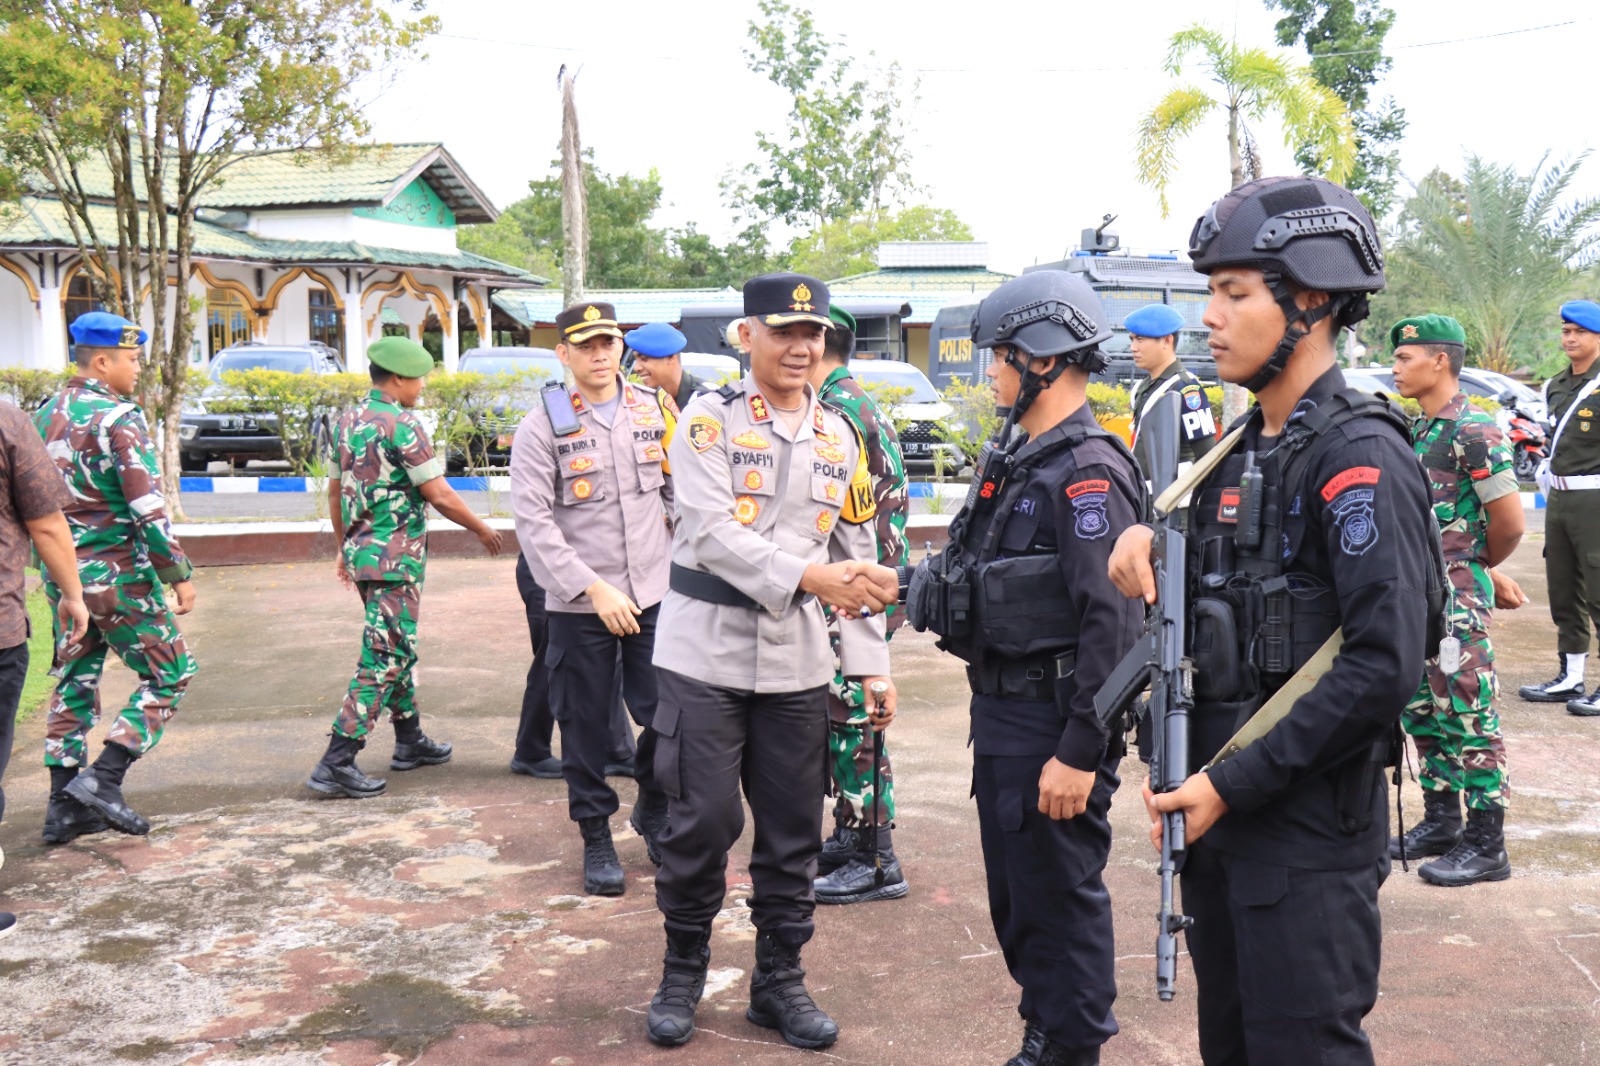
{"left": 1191, "top": 597, "right": 1242, "bottom": 702}
{"left": 905, "top": 549, "right": 973, "bottom": 641}
{"left": 972, "top": 553, "right": 1074, "bottom": 659}
{"left": 1333, "top": 735, "right": 1391, "bottom": 835}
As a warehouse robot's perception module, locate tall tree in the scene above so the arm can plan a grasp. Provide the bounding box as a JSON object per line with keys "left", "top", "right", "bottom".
{"left": 1384, "top": 153, "right": 1600, "bottom": 374}
{"left": 727, "top": 0, "right": 916, "bottom": 244}
{"left": 1135, "top": 24, "right": 1356, "bottom": 218}
{"left": 1269, "top": 0, "right": 1407, "bottom": 219}
{"left": 0, "top": 0, "right": 437, "bottom": 515}
{"left": 557, "top": 64, "right": 587, "bottom": 304}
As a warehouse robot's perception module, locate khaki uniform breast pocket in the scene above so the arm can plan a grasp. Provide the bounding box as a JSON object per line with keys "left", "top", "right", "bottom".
{"left": 807, "top": 476, "right": 845, "bottom": 541}
{"left": 632, "top": 440, "right": 665, "bottom": 491}
{"left": 559, "top": 449, "right": 607, "bottom": 505}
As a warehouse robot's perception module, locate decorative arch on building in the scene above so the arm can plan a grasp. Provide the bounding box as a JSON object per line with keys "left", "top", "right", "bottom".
{"left": 189, "top": 262, "right": 264, "bottom": 335}
{"left": 137, "top": 273, "right": 183, "bottom": 308}
{"left": 463, "top": 285, "right": 489, "bottom": 339}
{"left": 262, "top": 266, "right": 344, "bottom": 313}
{"left": 362, "top": 272, "right": 453, "bottom": 340}
{"left": 59, "top": 257, "right": 122, "bottom": 309}
{"left": 0, "top": 257, "right": 41, "bottom": 306}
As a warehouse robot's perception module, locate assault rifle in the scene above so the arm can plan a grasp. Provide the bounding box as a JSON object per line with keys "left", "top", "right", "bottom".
{"left": 1093, "top": 391, "right": 1194, "bottom": 1001}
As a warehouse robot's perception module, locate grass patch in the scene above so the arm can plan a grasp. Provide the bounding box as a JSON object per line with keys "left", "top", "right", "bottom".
{"left": 20, "top": 574, "right": 58, "bottom": 722}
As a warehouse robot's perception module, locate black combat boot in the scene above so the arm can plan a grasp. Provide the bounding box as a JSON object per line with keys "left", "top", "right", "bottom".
{"left": 1419, "top": 806, "right": 1511, "bottom": 886}
{"left": 306, "top": 734, "right": 387, "bottom": 798}
{"left": 390, "top": 715, "right": 453, "bottom": 771}
{"left": 746, "top": 927, "right": 839, "bottom": 1049}
{"left": 578, "top": 815, "right": 625, "bottom": 896}
{"left": 42, "top": 765, "right": 109, "bottom": 844}
{"left": 1389, "top": 789, "right": 1463, "bottom": 860}
{"left": 65, "top": 743, "right": 148, "bottom": 835}
{"left": 628, "top": 788, "right": 669, "bottom": 866}
{"left": 817, "top": 825, "right": 863, "bottom": 875}
{"left": 1518, "top": 655, "right": 1585, "bottom": 703}
{"left": 646, "top": 923, "right": 711, "bottom": 1046}
{"left": 1003, "top": 1019, "right": 1049, "bottom": 1066}
{"left": 815, "top": 825, "right": 908, "bottom": 904}
{"left": 1034, "top": 1039, "right": 1100, "bottom": 1066}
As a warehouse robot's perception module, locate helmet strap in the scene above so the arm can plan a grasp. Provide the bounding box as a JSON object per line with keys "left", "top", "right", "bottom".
{"left": 1242, "top": 271, "right": 1339, "bottom": 393}
{"left": 1003, "top": 349, "right": 1067, "bottom": 419}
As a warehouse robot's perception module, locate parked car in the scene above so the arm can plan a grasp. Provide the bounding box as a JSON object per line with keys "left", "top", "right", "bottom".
{"left": 1346, "top": 365, "right": 1545, "bottom": 418}
{"left": 446, "top": 346, "right": 564, "bottom": 471}
{"left": 178, "top": 343, "right": 347, "bottom": 472}
{"left": 679, "top": 351, "right": 741, "bottom": 387}
{"left": 844, "top": 358, "right": 967, "bottom": 476}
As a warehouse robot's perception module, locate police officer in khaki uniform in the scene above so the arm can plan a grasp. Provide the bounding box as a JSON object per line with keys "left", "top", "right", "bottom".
{"left": 512, "top": 301, "right": 676, "bottom": 896}
{"left": 643, "top": 273, "right": 899, "bottom": 1051}
{"left": 1520, "top": 299, "right": 1600, "bottom": 713}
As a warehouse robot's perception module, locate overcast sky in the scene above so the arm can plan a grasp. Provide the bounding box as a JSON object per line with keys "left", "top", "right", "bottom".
{"left": 360, "top": 0, "right": 1599, "bottom": 277}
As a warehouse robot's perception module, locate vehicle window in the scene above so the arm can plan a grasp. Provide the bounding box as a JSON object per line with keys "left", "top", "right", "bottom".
{"left": 458, "top": 355, "right": 562, "bottom": 380}
{"left": 209, "top": 349, "right": 314, "bottom": 378}
{"left": 848, "top": 362, "right": 940, "bottom": 403}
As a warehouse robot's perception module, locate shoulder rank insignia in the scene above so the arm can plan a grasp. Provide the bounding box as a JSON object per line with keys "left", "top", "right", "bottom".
{"left": 749, "top": 394, "right": 772, "bottom": 423}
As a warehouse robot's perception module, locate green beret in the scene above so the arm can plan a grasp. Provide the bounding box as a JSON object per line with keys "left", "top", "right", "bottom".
{"left": 367, "top": 336, "right": 434, "bottom": 378}
{"left": 828, "top": 304, "right": 857, "bottom": 333}
{"left": 1390, "top": 313, "right": 1466, "bottom": 350}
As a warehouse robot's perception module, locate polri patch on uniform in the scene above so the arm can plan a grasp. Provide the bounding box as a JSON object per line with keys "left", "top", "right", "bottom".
{"left": 1329, "top": 487, "right": 1378, "bottom": 555}
{"left": 1013, "top": 495, "right": 1037, "bottom": 517}
{"left": 732, "top": 429, "right": 771, "bottom": 449}
{"left": 816, "top": 510, "right": 834, "bottom": 535}
{"left": 1065, "top": 479, "right": 1112, "bottom": 540}
{"left": 687, "top": 416, "right": 721, "bottom": 452}
{"left": 1320, "top": 466, "right": 1381, "bottom": 503}
{"left": 734, "top": 495, "right": 761, "bottom": 525}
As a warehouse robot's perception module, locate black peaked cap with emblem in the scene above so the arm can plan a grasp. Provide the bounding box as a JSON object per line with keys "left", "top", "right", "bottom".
{"left": 744, "top": 273, "right": 831, "bottom": 327}
{"left": 556, "top": 301, "right": 624, "bottom": 344}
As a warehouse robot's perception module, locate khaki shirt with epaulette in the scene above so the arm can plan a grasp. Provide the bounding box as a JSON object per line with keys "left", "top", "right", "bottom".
{"left": 511, "top": 376, "right": 675, "bottom": 613}
{"left": 1545, "top": 359, "right": 1600, "bottom": 477}
{"left": 653, "top": 375, "right": 890, "bottom": 692}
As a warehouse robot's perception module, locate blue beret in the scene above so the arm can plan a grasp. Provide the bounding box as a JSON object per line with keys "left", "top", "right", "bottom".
{"left": 626, "top": 321, "right": 687, "bottom": 358}
{"left": 1123, "top": 303, "right": 1185, "bottom": 338}
{"left": 68, "top": 311, "right": 147, "bottom": 349}
{"left": 1560, "top": 300, "right": 1600, "bottom": 333}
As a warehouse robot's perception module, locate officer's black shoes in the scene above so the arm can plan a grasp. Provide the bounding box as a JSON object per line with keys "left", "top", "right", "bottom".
{"left": 1004, "top": 1019, "right": 1049, "bottom": 1066}
{"left": 746, "top": 928, "right": 839, "bottom": 1049}
{"left": 390, "top": 734, "right": 452, "bottom": 771}
{"left": 306, "top": 760, "right": 387, "bottom": 799}
{"left": 307, "top": 734, "right": 386, "bottom": 799}
{"left": 66, "top": 745, "right": 148, "bottom": 836}
{"left": 509, "top": 755, "right": 563, "bottom": 779}
{"left": 1566, "top": 692, "right": 1600, "bottom": 717}
{"left": 605, "top": 756, "right": 637, "bottom": 779}
{"left": 629, "top": 789, "right": 670, "bottom": 866}
{"left": 1420, "top": 807, "right": 1511, "bottom": 887}
{"left": 42, "top": 767, "right": 110, "bottom": 844}
{"left": 646, "top": 925, "right": 712, "bottom": 1047}
{"left": 1519, "top": 658, "right": 1585, "bottom": 702}
{"left": 578, "top": 816, "right": 625, "bottom": 896}
{"left": 817, "top": 825, "right": 863, "bottom": 875}
{"left": 1033, "top": 1040, "right": 1100, "bottom": 1066}
{"left": 814, "top": 854, "right": 909, "bottom": 904}
{"left": 1389, "top": 789, "right": 1463, "bottom": 860}
{"left": 0, "top": 911, "right": 14, "bottom": 940}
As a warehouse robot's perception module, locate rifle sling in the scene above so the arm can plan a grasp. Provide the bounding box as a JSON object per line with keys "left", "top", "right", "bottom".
{"left": 1203, "top": 628, "right": 1345, "bottom": 768}
{"left": 1154, "top": 421, "right": 1249, "bottom": 517}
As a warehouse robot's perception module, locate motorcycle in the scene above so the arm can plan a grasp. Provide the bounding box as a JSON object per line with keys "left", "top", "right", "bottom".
{"left": 1498, "top": 399, "right": 1548, "bottom": 483}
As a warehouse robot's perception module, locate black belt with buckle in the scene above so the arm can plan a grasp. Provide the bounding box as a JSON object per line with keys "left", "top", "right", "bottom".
{"left": 670, "top": 563, "right": 759, "bottom": 610}
{"left": 967, "top": 651, "right": 1077, "bottom": 701}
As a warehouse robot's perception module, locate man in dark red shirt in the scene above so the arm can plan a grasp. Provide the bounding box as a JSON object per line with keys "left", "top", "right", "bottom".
{"left": 0, "top": 400, "right": 90, "bottom": 939}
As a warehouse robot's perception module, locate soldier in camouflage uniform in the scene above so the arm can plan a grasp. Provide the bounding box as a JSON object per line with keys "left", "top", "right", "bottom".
{"left": 307, "top": 336, "right": 504, "bottom": 799}
{"left": 809, "top": 305, "right": 912, "bottom": 904}
{"left": 34, "top": 312, "right": 197, "bottom": 837}
{"left": 1391, "top": 314, "right": 1524, "bottom": 886}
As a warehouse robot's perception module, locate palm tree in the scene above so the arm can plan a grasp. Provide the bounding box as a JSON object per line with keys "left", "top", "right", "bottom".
{"left": 1397, "top": 153, "right": 1600, "bottom": 374}
{"left": 1136, "top": 25, "right": 1356, "bottom": 218}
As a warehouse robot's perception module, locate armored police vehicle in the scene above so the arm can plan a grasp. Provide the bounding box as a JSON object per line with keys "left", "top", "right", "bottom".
{"left": 930, "top": 217, "right": 1214, "bottom": 390}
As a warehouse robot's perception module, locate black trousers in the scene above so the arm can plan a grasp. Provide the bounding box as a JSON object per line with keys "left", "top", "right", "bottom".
{"left": 652, "top": 668, "right": 828, "bottom": 937}
{"left": 0, "top": 641, "right": 26, "bottom": 825}
{"left": 973, "top": 745, "right": 1121, "bottom": 1051}
{"left": 512, "top": 555, "right": 634, "bottom": 765}
{"left": 547, "top": 603, "right": 661, "bottom": 822}
{"left": 1181, "top": 840, "right": 1388, "bottom": 1066}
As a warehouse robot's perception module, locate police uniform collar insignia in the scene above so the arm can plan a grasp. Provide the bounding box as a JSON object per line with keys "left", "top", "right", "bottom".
{"left": 570, "top": 390, "right": 585, "bottom": 413}
{"left": 748, "top": 393, "right": 772, "bottom": 423}
{"left": 812, "top": 403, "right": 826, "bottom": 434}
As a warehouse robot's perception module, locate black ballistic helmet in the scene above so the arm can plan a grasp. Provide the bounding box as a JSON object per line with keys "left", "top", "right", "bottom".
{"left": 971, "top": 270, "right": 1112, "bottom": 417}
{"left": 1189, "top": 176, "right": 1385, "bottom": 391}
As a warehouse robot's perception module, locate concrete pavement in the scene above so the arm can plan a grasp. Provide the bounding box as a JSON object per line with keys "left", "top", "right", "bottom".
{"left": 0, "top": 541, "right": 1596, "bottom": 1065}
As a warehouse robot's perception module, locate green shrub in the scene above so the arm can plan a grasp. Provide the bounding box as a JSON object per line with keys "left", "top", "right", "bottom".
{"left": 424, "top": 367, "right": 553, "bottom": 472}
{"left": 0, "top": 368, "right": 69, "bottom": 411}
{"left": 934, "top": 379, "right": 1003, "bottom": 464}
{"left": 209, "top": 369, "right": 369, "bottom": 473}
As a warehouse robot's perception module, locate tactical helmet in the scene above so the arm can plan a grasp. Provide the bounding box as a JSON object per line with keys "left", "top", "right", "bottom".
{"left": 971, "top": 270, "right": 1112, "bottom": 364}
{"left": 1188, "top": 176, "right": 1385, "bottom": 293}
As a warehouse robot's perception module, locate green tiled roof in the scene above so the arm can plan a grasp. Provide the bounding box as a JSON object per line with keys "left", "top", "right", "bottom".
{"left": 14, "top": 143, "right": 498, "bottom": 223}
{"left": 827, "top": 266, "right": 1014, "bottom": 325}
{"left": 0, "top": 196, "right": 544, "bottom": 284}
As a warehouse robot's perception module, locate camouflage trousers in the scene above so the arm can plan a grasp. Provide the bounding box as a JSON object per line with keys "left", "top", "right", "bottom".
{"left": 1402, "top": 565, "right": 1509, "bottom": 811}
{"left": 826, "top": 670, "right": 896, "bottom": 829}
{"left": 335, "top": 580, "right": 421, "bottom": 740}
{"left": 43, "top": 579, "right": 196, "bottom": 766}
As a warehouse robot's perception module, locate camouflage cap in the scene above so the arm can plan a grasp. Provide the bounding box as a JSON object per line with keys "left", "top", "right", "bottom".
{"left": 367, "top": 336, "right": 434, "bottom": 377}
{"left": 1390, "top": 313, "right": 1466, "bottom": 350}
